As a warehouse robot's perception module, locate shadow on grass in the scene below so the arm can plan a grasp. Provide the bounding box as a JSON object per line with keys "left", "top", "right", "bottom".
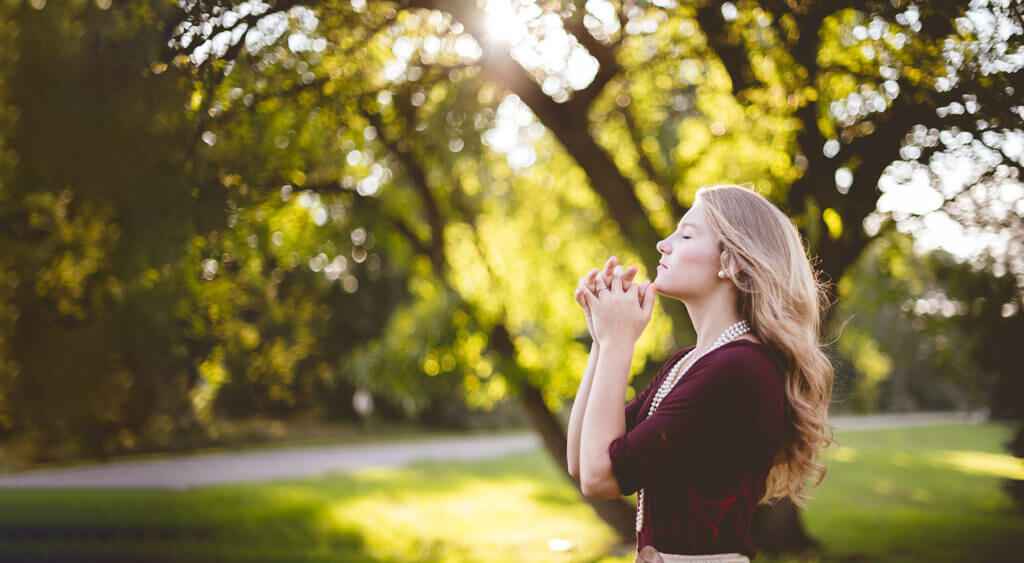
{"left": 0, "top": 423, "right": 1022, "bottom": 562}
{"left": 0, "top": 486, "right": 381, "bottom": 563}
{"left": 0, "top": 447, "right": 620, "bottom": 562}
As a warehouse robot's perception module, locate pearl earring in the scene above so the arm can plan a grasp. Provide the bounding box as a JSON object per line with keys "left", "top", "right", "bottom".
{"left": 718, "top": 270, "right": 726, "bottom": 279}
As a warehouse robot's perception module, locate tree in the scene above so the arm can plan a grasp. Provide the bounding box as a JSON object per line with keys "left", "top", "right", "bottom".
{"left": 830, "top": 229, "right": 1015, "bottom": 414}
{"left": 0, "top": 0, "right": 225, "bottom": 458}
{"left": 0, "top": 0, "right": 414, "bottom": 461}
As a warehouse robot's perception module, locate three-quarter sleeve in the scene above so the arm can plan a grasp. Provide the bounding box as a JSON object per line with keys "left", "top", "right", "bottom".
{"left": 624, "top": 376, "right": 657, "bottom": 434}
{"left": 608, "top": 354, "right": 762, "bottom": 496}
{"left": 625, "top": 349, "right": 690, "bottom": 433}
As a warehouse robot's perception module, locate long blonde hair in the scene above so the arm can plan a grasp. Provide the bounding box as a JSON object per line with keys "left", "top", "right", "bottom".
{"left": 696, "top": 183, "right": 840, "bottom": 509}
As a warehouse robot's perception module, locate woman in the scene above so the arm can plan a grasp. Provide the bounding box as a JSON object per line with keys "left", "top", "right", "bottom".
{"left": 566, "top": 184, "right": 838, "bottom": 562}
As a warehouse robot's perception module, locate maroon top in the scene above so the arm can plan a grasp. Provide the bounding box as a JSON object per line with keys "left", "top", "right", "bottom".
{"left": 608, "top": 339, "right": 787, "bottom": 559}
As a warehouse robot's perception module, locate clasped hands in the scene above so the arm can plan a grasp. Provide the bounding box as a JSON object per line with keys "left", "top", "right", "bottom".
{"left": 573, "top": 256, "right": 656, "bottom": 348}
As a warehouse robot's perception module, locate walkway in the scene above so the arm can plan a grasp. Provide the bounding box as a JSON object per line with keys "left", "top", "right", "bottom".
{"left": 0, "top": 410, "right": 989, "bottom": 490}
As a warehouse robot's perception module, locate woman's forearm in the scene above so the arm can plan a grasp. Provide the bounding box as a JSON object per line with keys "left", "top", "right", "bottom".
{"left": 579, "top": 340, "right": 632, "bottom": 493}
{"left": 566, "top": 342, "right": 600, "bottom": 479}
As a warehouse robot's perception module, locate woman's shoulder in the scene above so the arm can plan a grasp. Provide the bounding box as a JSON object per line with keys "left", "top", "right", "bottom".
{"left": 718, "top": 336, "right": 770, "bottom": 359}
{"left": 696, "top": 338, "right": 783, "bottom": 387}
{"left": 659, "top": 336, "right": 780, "bottom": 384}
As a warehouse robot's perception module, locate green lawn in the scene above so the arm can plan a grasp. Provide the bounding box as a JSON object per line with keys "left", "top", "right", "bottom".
{"left": 0, "top": 422, "right": 1021, "bottom": 562}
{"left": 761, "top": 421, "right": 1024, "bottom": 563}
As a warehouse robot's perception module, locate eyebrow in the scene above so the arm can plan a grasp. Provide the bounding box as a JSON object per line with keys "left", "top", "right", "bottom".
{"left": 677, "top": 221, "right": 697, "bottom": 230}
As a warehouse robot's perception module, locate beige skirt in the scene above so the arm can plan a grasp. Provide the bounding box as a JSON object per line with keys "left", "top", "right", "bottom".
{"left": 635, "top": 545, "right": 750, "bottom": 563}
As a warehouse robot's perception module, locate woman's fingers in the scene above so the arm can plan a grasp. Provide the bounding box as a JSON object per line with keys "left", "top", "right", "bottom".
{"left": 612, "top": 264, "right": 625, "bottom": 291}
{"left": 637, "top": 280, "right": 650, "bottom": 307}
{"left": 575, "top": 278, "right": 591, "bottom": 315}
{"left": 621, "top": 264, "right": 638, "bottom": 291}
{"left": 600, "top": 256, "right": 617, "bottom": 288}
{"left": 606, "top": 264, "right": 640, "bottom": 293}
{"left": 579, "top": 279, "right": 598, "bottom": 309}
{"left": 590, "top": 258, "right": 645, "bottom": 292}
{"left": 642, "top": 281, "right": 656, "bottom": 318}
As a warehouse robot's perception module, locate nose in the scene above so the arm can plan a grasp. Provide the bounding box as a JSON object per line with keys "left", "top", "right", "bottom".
{"left": 656, "top": 238, "right": 668, "bottom": 255}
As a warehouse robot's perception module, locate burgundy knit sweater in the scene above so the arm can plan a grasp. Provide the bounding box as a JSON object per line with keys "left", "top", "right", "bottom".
{"left": 607, "top": 339, "right": 787, "bottom": 559}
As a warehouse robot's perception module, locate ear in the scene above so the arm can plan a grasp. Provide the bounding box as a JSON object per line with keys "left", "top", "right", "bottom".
{"left": 718, "top": 250, "right": 740, "bottom": 280}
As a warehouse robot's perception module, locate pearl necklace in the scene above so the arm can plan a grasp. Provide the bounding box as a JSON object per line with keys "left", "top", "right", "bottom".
{"left": 635, "top": 319, "right": 751, "bottom": 535}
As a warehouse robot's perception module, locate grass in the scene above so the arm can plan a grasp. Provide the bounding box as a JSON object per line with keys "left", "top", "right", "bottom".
{"left": 758, "top": 421, "right": 1024, "bottom": 563}
{"left": 0, "top": 422, "right": 1021, "bottom": 562}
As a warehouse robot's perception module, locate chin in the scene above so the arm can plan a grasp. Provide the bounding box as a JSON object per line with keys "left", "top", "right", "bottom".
{"left": 652, "top": 280, "right": 673, "bottom": 297}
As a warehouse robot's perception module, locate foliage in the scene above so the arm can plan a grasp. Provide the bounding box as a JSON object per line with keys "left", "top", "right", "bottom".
{"left": 0, "top": 0, "right": 218, "bottom": 458}
{"left": 831, "top": 229, "right": 1021, "bottom": 414}
{"left": 1, "top": 0, "right": 1022, "bottom": 476}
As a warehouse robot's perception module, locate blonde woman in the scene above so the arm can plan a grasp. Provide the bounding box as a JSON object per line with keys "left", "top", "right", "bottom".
{"left": 567, "top": 184, "right": 838, "bottom": 562}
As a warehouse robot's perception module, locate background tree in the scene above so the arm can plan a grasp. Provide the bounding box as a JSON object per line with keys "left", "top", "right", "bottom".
{"left": 832, "top": 229, "right": 1015, "bottom": 415}
{"left": 0, "top": 0, "right": 223, "bottom": 458}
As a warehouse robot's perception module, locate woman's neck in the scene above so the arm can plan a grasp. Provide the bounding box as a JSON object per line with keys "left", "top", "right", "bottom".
{"left": 684, "top": 293, "right": 747, "bottom": 354}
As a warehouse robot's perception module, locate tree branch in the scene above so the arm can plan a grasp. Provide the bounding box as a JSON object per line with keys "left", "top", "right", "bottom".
{"left": 358, "top": 104, "right": 448, "bottom": 274}
{"left": 694, "top": 3, "right": 757, "bottom": 99}
{"left": 563, "top": 3, "right": 622, "bottom": 108}
{"left": 617, "top": 105, "right": 686, "bottom": 221}
{"left": 401, "top": 0, "right": 662, "bottom": 268}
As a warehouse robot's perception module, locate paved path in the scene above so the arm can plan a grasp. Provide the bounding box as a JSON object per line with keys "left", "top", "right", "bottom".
{"left": 827, "top": 409, "right": 988, "bottom": 430}
{"left": 0, "top": 410, "right": 989, "bottom": 490}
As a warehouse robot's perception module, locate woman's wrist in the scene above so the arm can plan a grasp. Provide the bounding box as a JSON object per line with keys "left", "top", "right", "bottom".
{"left": 596, "top": 336, "right": 636, "bottom": 352}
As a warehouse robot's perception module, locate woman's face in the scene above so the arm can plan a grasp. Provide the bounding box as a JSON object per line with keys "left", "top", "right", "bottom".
{"left": 655, "top": 199, "right": 724, "bottom": 300}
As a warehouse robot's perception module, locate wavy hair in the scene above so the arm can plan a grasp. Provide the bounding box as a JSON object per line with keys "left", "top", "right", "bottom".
{"left": 695, "top": 183, "right": 841, "bottom": 509}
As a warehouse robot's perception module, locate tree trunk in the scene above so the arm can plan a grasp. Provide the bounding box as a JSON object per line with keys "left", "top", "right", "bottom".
{"left": 481, "top": 317, "right": 637, "bottom": 542}
{"left": 1001, "top": 419, "right": 1024, "bottom": 512}
{"left": 517, "top": 380, "right": 638, "bottom": 543}
{"left": 751, "top": 499, "right": 820, "bottom": 557}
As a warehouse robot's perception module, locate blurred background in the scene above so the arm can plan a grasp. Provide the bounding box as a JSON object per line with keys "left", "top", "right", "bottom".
{"left": 0, "top": 0, "right": 1021, "bottom": 561}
